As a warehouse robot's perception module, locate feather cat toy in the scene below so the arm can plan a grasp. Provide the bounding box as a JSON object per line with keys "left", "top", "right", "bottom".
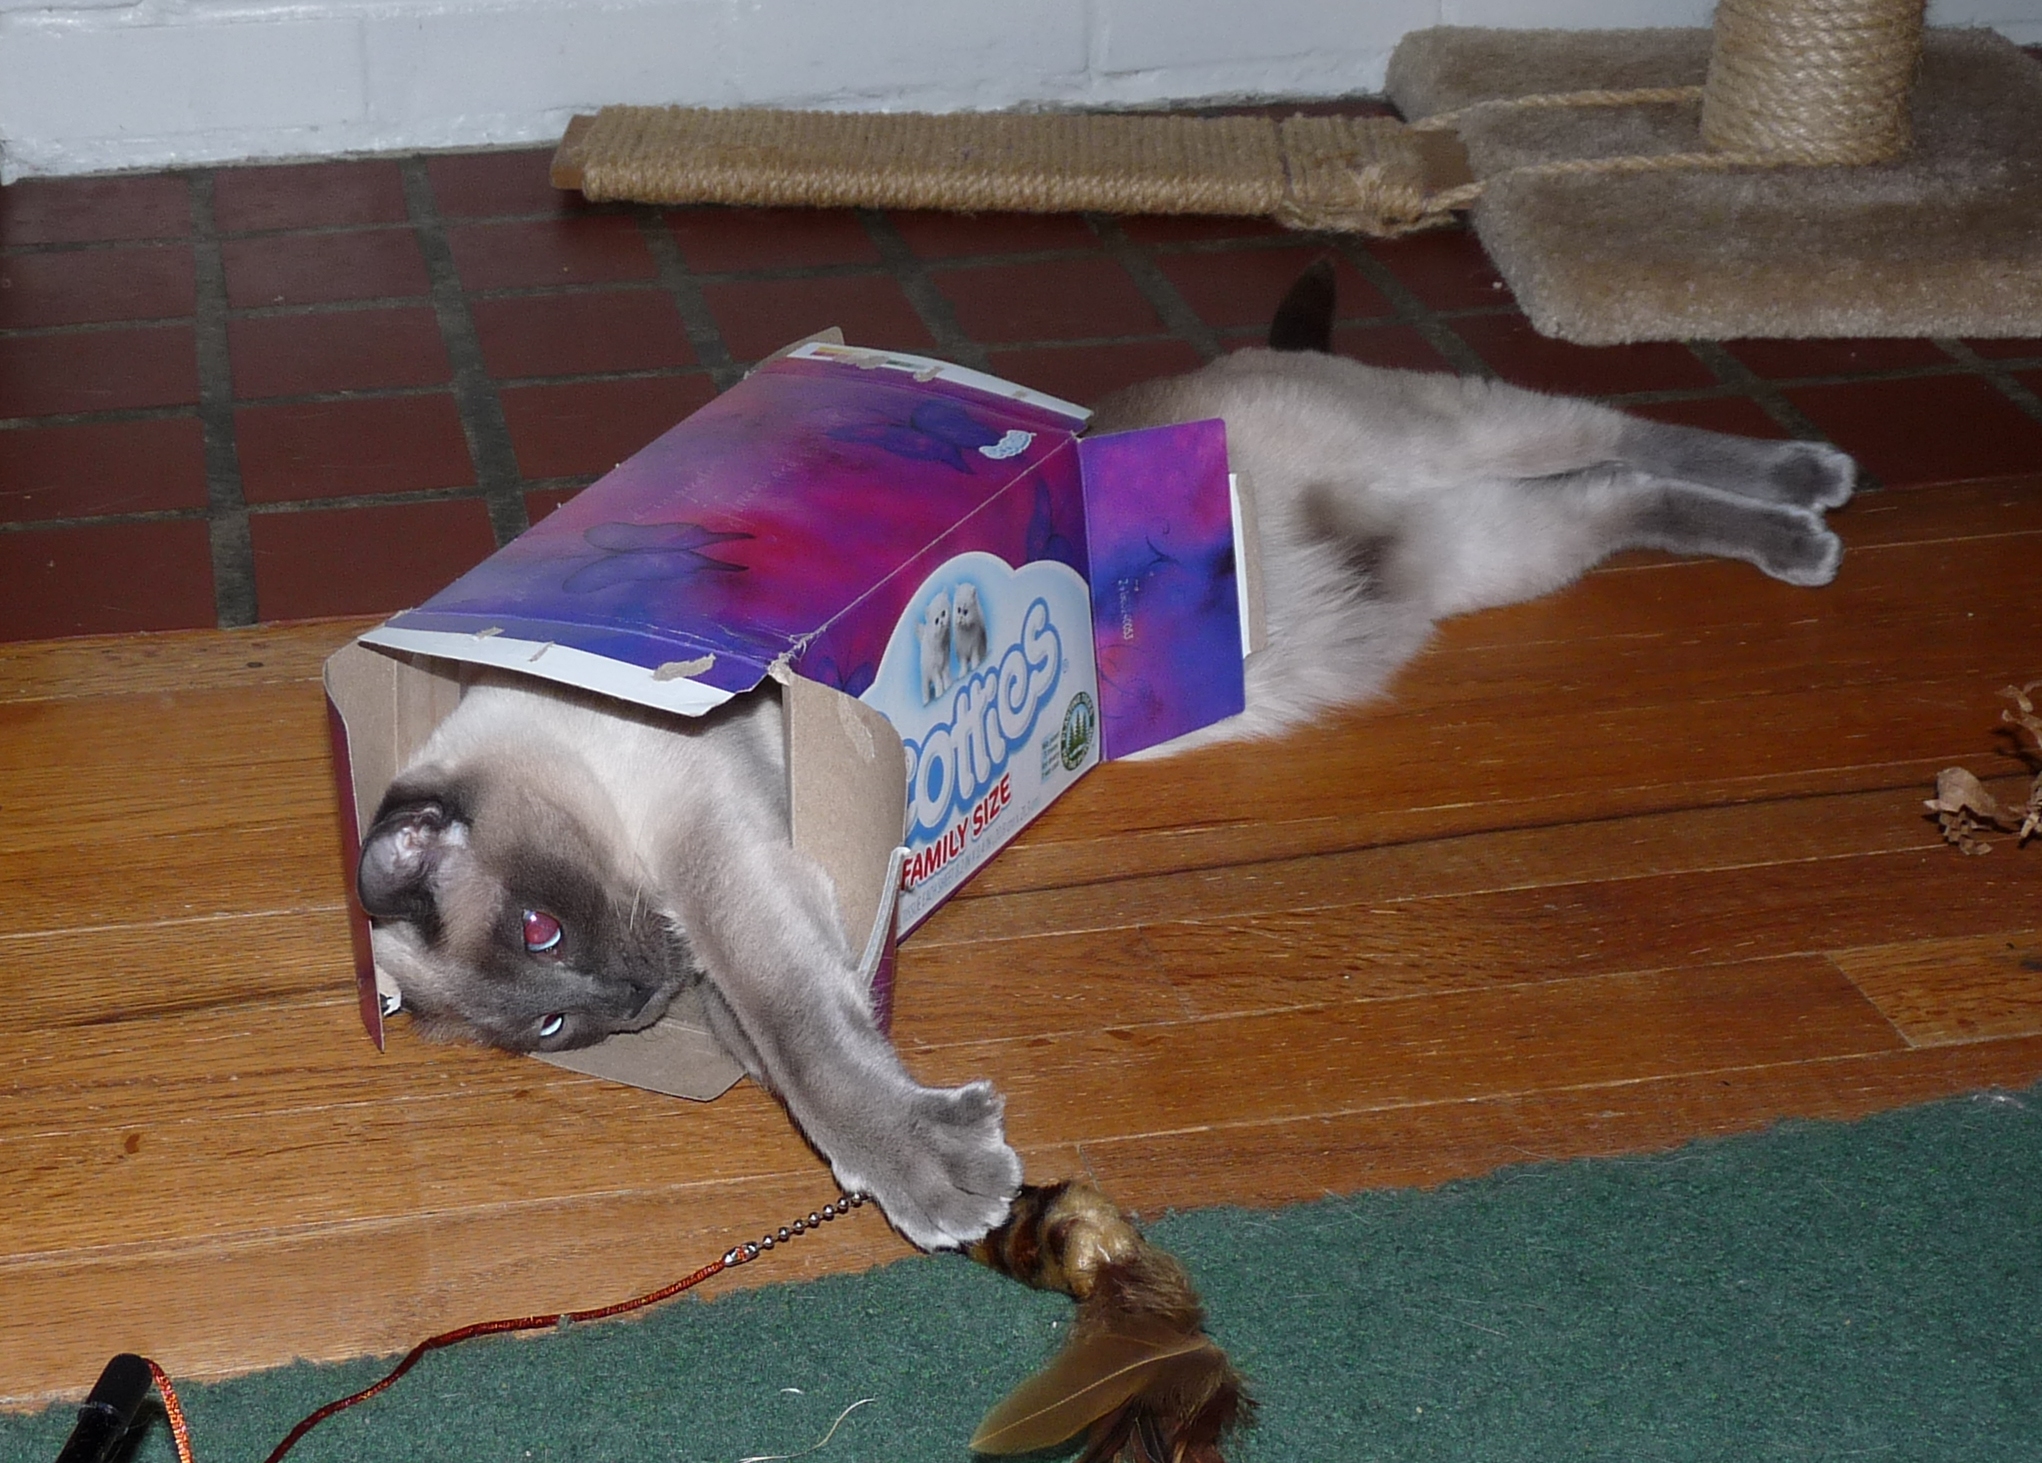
{"left": 970, "top": 1181, "right": 1250, "bottom": 1463}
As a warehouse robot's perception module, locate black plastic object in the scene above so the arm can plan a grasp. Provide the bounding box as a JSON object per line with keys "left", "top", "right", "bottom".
{"left": 53, "top": 1354, "right": 153, "bottom": 1463}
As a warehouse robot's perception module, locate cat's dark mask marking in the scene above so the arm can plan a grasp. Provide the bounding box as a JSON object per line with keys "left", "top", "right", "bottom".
{"left": 358, "top": 784, "right": 474, "bottom": 941}
{"left": 357, "top": 765, "right": 702, "bottom": 1055}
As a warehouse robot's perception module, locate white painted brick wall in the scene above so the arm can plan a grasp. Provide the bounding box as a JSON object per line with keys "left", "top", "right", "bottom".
{"left": 0, "top": 0, "right": 2035, "bottom": 179}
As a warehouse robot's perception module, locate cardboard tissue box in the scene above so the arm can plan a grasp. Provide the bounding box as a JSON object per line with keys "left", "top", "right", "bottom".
{"left": 325, "top": 338, "right": 1256, "bottom": 1100}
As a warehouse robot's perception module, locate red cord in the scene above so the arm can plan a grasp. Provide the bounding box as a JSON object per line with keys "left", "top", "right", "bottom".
{"left": 143, "top": 1360, "right": 195, "bottom": 1463}
{"left": 136, "top": 1228, "right": 772, "bottom": 1463}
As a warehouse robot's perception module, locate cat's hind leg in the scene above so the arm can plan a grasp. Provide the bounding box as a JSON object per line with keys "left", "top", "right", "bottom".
{"left": 1613, "top": 416, "right": 1856, "bottom": 510}
{"left": 1398, "top": 463, "right": 1845, "bottom": 620}
{"left": 1625, "top": 474, "right": 1845, "bottom": 585}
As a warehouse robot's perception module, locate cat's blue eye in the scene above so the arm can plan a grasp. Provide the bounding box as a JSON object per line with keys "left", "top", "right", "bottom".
{"left": 522, "top": 908, "right": 563, "bottom": 953}
{"left": 538, "top": 1014, "right": 565, "bottom": 1040}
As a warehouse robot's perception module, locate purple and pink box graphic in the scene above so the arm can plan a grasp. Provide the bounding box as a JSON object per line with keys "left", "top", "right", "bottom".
{"left": 325, "top": 341, "right": 1246, "bottom": 1098}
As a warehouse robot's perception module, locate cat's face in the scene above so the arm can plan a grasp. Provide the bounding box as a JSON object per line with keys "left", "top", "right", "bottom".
{"left": 356, "top": 763, "right": 698, "bottom": 1054}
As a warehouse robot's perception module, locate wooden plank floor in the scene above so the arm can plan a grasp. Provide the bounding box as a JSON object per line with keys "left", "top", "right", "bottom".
{"left": 5, "top": 475, "right": 2041, "bottom": 1405}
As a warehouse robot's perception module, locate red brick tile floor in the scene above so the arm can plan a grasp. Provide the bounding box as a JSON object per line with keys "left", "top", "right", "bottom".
{"left": 4, "top": 140, "right": 2042, "bottom": 640}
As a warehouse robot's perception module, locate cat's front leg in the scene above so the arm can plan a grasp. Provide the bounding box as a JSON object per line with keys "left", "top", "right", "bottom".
{"left": 671, "top": 835, "right": 1020, "bottom": 1250}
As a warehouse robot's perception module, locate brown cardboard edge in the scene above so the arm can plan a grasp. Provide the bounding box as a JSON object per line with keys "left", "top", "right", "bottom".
{"left": 322, "top": 636, "right": 907, "bottom": 1100}
{"left": 534, "top": 984, "right": 745, "bottom": 1100}
{"left": 1233, "top": 469, "right": 1269, "bottom": 657}
{"left": 323, "top": 641, "right": 463, "bottom": 1045}
{"left": 753, "top": 325, "right": 846, "bottom": 372}
{"left": 779, "top": 666, "right": 910, "bottom": 1024}
{"left": 323, "top": 687, "right": 382, "bottom": 1049}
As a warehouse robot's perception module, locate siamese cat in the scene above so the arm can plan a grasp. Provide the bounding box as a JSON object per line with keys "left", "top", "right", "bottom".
{"left": 356, "top": 262, "right": 1854, "bottom": 1252}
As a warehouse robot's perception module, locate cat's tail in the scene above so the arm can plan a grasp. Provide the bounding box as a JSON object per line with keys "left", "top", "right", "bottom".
{"left": 1266, "top": 256, "right": 1336, "bottom": 354}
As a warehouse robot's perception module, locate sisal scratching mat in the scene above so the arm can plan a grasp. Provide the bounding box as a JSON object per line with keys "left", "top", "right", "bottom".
{"left": 550, "top": 108, "right": 1475, "bottom": 235}
{"left": 1385, "top": 24, "right": 2042, "bottom": 343}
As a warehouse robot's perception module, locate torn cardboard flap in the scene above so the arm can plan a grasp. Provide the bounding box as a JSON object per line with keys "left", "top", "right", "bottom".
{"left": 780, "top": 668, "right": 908, "bottom": 948}
{"left": 324, "top": 640, "right": 461, "bottom": 1049}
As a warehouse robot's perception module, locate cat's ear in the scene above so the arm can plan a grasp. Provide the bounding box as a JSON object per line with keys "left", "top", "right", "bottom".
{"left": 357, "top": 792, "right": 466, "bottom": 923}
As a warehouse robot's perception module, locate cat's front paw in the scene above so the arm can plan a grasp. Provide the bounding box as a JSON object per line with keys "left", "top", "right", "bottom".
{"left": 834, "top": 1080, "right": 1022, "bottom": 1251}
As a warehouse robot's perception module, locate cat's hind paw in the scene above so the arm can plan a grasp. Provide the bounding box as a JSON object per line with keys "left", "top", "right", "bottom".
{"left": 1761, "top": 510, "right": 1846, "bottom": 586}
{"left": 1767, "top": 441, "right": 1857, "bottom": 512}
{"left": 834, "top": 1080, "right": 1022, "bottom": 1252}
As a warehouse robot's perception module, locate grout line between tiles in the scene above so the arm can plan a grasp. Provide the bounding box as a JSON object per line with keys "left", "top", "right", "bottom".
{"left": 0, "top": 404, "right": 199, "bottom": 433}
{"left": 1331, "top": 234, "right": 1495, "bottom": 377}
{"left": 857, "top": 210, "right": 993, "bottom": 373}
{"left": 1085, "top": 214, "right": 1223, "bottom": 363}
{"left": 637, "top": 215, "right": 745, "bottom": 392}
{"left": 220, "top": 296, "right": 434, "bottom": 322}
{"left": 401, "top": 158, "right": 530, "bottom": 547}
{"left": 0, "top": 507, "right": 208, "bottom": 535}
{"left": 0, "top": 315, "right": 197, "bottom": 340}
{"left": 1684, "top": 340, "right": 1836, "bottom": 446}
{"left": 245, "top": 485, "right": 497, "bottom": 516}
{"left": 0, "top": 238, "right": 192, "bottom": 257}
{"left": 187, "top": 171, "right": 259, "bottom": 629}
{"left": 489, "top": 364, "right": 719, "bottom": 392}
{"left": 1933, "top": 338, "right": 2042, "bottom": 428}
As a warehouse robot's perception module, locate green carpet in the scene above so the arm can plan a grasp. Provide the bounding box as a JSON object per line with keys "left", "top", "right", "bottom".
{"left": 11, "top": 1086, "right": 2039, "bottom": 1462}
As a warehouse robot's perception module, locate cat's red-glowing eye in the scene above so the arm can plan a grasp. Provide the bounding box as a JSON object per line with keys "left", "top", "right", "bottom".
{"left": 522, "top": 909, "right": 563, "bottom": 954}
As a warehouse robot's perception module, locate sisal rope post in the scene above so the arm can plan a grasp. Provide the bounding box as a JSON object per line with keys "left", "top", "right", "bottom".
{"left": 1701, "top": 0, "right": 1928, "bottom": 163}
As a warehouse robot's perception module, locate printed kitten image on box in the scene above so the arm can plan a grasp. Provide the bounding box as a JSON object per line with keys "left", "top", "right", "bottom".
{"left": 950, "top": 582, "right": 989, "bottom": 674}
{"left": 917, "top": 588, "right": 953, "bottom": 704}
{"left": 355, "top": 261, "right": 1854, "bottom": 1251}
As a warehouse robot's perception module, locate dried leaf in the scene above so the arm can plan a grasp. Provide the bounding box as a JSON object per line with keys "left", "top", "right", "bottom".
{"left": 1928, "top": 767, "right": 2006, "bottom": 822}
{"left": 2000, "top": 682, "right": 2042, "bottom": 746}
{"left": 970, "top": 1316, "right": 1217, "bottom": 1454}
{"left": 1927, "top": 682, "right": 2042, "bottom": 852}
{"left": 1926, "top": 767, "right": 2006, "bottom": 853}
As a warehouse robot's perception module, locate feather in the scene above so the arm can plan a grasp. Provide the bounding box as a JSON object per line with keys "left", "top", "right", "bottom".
{"left": 970, "top": 1182, "right": 1254, "bottom": 1462}
{"left": 970, "top": 1316, "right": 1217, "bottom": 1454}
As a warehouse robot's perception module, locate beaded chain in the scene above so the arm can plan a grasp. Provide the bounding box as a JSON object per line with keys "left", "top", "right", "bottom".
{"left": 725, "top": 1191, "right": 868, "bottom": 1265}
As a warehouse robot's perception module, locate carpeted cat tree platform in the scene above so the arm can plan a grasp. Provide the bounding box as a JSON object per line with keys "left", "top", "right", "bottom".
{"left": 1381, "top": 16, "right": 2042, "bottom": 343}
{"left": 553, "top": 1, "right": 2042, "bottom": 343}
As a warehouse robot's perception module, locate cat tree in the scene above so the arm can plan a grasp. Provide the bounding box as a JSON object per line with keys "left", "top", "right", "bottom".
{"left": 553, "top": 0, "right": 2042, "bottom": 341}
{"left": 1388, "top": 0, "right": 1929, "bottom": 225}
